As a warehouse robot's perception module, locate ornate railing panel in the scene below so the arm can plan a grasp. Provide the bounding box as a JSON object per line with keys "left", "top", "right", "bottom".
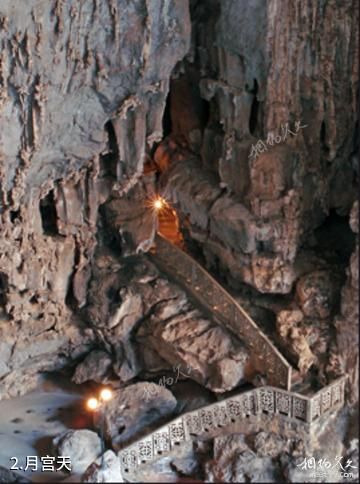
{"left": 118, "top": 377, "right": 347, "bottom": 479}
{"left": 151, "top": 234, "right": 292, "bottom": 390}
{"left": 308, "top": 376, "right": 346, "bottom": 422}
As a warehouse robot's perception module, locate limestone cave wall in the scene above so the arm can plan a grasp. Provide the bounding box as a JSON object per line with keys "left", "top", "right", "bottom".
{"left": 0, "top": 0, "right": 358, "bottom": 411}
{"left": 0, "top": 0, "right": 190, "bottom": 397}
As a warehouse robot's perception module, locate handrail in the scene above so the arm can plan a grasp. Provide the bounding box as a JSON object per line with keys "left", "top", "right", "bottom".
{"left": 151, "top": 234, "right": 292, "bottom": 390}
{"left": 118, "top": 376, "right": 346, "bottom": 478}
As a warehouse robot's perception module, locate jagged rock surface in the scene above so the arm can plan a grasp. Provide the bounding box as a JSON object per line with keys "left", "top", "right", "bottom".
{"left": 53, "top": 429, "right": 102, "bottom": 474}
{"left": 160, "top": 0, "right": 358, "bottom": 296}
{"left": 204, "top": 434, "right": 279, "bottom": 483}
{"left": 156, "top": 0, "right": 359, "bottom": 402}
{"left": 329, "top": 201, "right": 359, "bottom": 402}
{"left": 0, "top": 1, "right": 358, "bottom": 482}
{"left": 0, "top": 0, "right": 190, "bottom": 398}
{"left": 83, "top": 249, "right": 252, "bottom": 391}
{"left": 72, "top": 349, "right": 113, "bottom": 385}
{"left": 82, "top": 450, "right": 124, "bottom": 483}
{"left": 99, "top": 382, "right": 177, "bottom": 450}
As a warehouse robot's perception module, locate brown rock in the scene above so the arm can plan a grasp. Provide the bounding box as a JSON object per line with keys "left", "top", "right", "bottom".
{"left": 205, "top": 434, "right": 277, "bottom": 483}
{"left": 276, "top": 309, "right": 316, "bottom": 374}
{"left": 100, "top": 383, "right": 177, "bottom": 450}
{"left": 296, "top": 270, "right": 341, "bottom": 319}
{"left": 141, "top": 305, "right": 250, "bottom": 393}
{"left": 53, "top": 429, "right": 102, "bottom": 474}
{"left": 72, "top": 350, "right": 113, "bottom": 385}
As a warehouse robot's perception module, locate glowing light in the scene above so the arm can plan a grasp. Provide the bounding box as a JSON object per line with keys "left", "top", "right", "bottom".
{"left": 153, "top": 198, "right": 165, "bottom": 211}
{"left": 99, "top": 388, "right": 113, "bottom": 402}
{"left": 146, "top": 195, "right": 169, "bottom": 213}
{"left": 87, "top": 397, "right": 99, "bottom": 411}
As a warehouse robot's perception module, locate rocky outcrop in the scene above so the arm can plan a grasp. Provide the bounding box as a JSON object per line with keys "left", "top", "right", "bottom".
{"left": 72, "top": 349, "right": 113, "bottom": 385}
{"left": 82, "top": 450, "right": 124, "bottom": 483}
{"left": 53, "top": 429, "right": 102, "bottom": 474}
{"left": 205, "top": 434, "right": 278, "bottom": 483}
{"left": 0, "top": 0, "right": 191, "bottom": 398}
{"left": 83, "top": 248, "right": 252, "bottom": 391}
{"left": 159, "top": 0, "right": 358, "bottom": 296}
{"left": 99, "top": 382, "right": 177, "bottom": 450}
{"left": 140, "top": 305, "right": 250, "bottom": 393}
{"left": 155, "top": 0, "right": 358, "bottom": 402}
{"left": 0, "top": 1, "right": 358, "bottom": 481}
{"left": 276, "top": 309, "right": 316, "bottom": 376}
{"left": 329, "top": 201, "right": 359, "bottom": 402}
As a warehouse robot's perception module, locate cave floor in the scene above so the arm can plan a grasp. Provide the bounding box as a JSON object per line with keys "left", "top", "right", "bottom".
{"left": 0, "top": 375, "right": 90, "bottom": 482}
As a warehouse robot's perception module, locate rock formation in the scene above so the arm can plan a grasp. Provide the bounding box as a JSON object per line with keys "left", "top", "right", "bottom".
{"left": 0, "top": 0, "right": 190, "bottom": 399}
{"left": 53, "top": 429, "right": 102, "bottom": 474}
{"left": 0, "top": 0, "right": 358, "bottom": 482}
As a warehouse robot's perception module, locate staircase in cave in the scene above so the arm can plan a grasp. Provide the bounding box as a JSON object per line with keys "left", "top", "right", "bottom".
{"left": 118, "top": 376, "right": 347, "bottom": 479}
{"left": 156, "top": 201, "right": 184, "bottom": 247}
{"left": 150, "top": 228, "right": 312, "bottom": 393}
{"left": 114, "top": 232, "right": 348, "bottom": 480}
{"left": 151, "top": 233, "right": 293, "bottom": 390}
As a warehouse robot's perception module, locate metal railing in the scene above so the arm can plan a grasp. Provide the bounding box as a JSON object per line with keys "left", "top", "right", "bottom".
{"left": 118, "top": 235, "right": 349, "bottom": 480}
{"left": 151, "top": 234, "right": 293, "bottom": 390}
{"left": 118, "top": 376, "right": 346, "bottom": 478}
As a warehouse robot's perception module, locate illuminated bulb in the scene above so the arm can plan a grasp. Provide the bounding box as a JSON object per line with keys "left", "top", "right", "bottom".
{"left": 99, "top": 388, "right": 113, "bottom": 402}
{"left": 153, "top": 198, "right": 164, "bottom": 211}
{"left": 87, "top": 397, "right": 99, "bottom": 411}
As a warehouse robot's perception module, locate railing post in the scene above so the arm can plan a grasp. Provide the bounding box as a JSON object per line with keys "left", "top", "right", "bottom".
{"left": 254, "top": 389, "right": 261, "bottom": 415}
{"left": 306, "top": 398, "right": 312, "bottom": 423}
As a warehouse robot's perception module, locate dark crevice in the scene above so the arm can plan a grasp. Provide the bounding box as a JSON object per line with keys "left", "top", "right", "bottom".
{"left": 310, "top": 209, "right": 356, "bottom": 265}
{"left": 39, "top": 190, "right": 59, "bottom": 236}
{"left": 248, "top": 79, "right": 259, "bottom": 135}
{"left": 162, "top": 90, "right": 172, "bottom": 138}
{"left": 106, "top": 286, "right": 122, "bottom": 305}
{"left": 0, "top": 272, "right": 8, "bottom": 306}
{"left": 65, "top": 241, "right": 81, "bottom": 309}
{"left": 99, "top": 120, "right": 119, "bottom": 178}
{"left": 97, "top": 204, "right": 124, "bottom": 253}
{"left": 10, "top": 210, "right": 20, "bottom": 223}
{"left": 320, "top": 120, "right": 330, "bottom": 155}
{"left": 199, "top": 97, "right": 211, "bottom": 129}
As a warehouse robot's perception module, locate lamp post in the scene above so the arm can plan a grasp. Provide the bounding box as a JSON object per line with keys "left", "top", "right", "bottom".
{"left": 86, "top": 388, "right": 113, "bottom": 469}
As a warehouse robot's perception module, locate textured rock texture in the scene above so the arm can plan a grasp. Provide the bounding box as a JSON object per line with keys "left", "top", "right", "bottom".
{"left": 82, "top": 450, "right": 124, "bottom": 483}
{"left": 83, "top": 250, "right": 251, "bottom": 391}
{"left": 53, "top": 429, "right": 102, "bottom": 474}
{"left": 99, "top": 382, "right": 177, "bottom": 450}
{"left": 0, "top": 0, "right": 190, "bottom": 398}
{"left": 0, "top": 466, "right": 30, "bottom": 483}
{"left": 160, "top": 0, "right": 358, "bottom": 295}
{"left": 0, "top": 1, "right": 358, "bottom": 482}
{"left": 156, "top": 0, "right": 359, "bottom": 400}
{"left": 205, "top": 434, "right": 278, "bottom": 482}
{"left": 329, "top": 201, "right": 359, "bottom": 402}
